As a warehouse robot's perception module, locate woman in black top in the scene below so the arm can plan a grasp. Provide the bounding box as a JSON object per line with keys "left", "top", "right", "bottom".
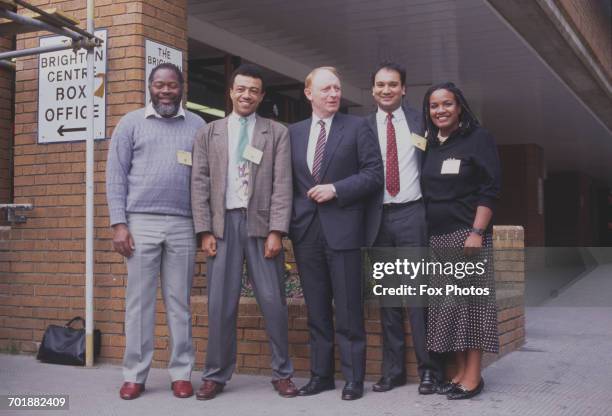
{"left": 420, "top": 82, "right": 501, "bottom": 400}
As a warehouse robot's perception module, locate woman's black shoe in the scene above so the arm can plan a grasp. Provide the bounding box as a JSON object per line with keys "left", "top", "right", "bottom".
{"left": 446, "top": 378, "right": 484, "bottom": 400}
{"left": 436, "top": 381, "right": 458, "bottom": 395}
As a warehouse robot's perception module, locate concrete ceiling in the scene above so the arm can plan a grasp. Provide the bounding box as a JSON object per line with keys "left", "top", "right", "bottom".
{"left": 187, "top": 0, "right": 612, "bottom": 186}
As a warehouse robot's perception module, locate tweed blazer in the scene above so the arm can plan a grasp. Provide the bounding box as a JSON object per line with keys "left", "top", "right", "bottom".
{"left": 191, "top": 114, "right": 292, "bottom": 239}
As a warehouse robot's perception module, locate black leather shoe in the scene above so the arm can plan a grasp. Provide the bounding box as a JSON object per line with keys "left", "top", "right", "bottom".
{"left": 419, "top": 370, "right": 438, "bottom": 394}
{"left": 372, "top": 374, "right": 407, "bottom": 392}
{"left": 341, "top": 381, "right": 364, "bottom": 400}
{"left": 447, "top": 378, "right": 484, "bottom": 400}
{"left": 297, "top": 376, "right": 335, "bottom": 396}
{"left": 418, "top": 369, "right": 438, "bottom": 395}
{"left": 436, "top": 381, "right": 458, "bottom": 395}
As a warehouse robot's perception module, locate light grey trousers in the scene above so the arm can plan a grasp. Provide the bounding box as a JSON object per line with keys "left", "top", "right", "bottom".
{"left": 202, "top": 209, "right": 293, "bottom": 383}
{"left": 123, "top": 213, "right": 196, "bottom": 383}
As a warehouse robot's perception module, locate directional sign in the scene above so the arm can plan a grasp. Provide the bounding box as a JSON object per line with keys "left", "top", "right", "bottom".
{"left": 145, "top": 39, "right": 183, "bottom": 105}
{"left": 38, "top": 29, "right": 107, "bottom": 143}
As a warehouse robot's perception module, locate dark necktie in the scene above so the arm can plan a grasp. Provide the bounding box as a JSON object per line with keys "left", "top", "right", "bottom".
{"left": 312, "top": 120, "right": 327, "bottom": 183}
{"left": 386, "top": 113, "right": 400, "bottom": 196}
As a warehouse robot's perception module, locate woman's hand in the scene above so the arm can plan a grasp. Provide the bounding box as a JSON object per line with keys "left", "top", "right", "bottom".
{"left": 464, "top": 232, "right": 483, "bottom": 256}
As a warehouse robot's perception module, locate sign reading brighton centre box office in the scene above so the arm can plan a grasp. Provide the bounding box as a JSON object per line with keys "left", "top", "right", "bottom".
{"left": 38, "top": 29, "right": 107, "bottom": 143}
{"left": 145, "top": 39, "right": 183, "bottom": 105}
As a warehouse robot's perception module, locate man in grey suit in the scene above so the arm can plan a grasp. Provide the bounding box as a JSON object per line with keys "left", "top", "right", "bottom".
{"left": 191, "top": 64, "right": 296, "bottom": 400}
{"left": 366, "top": 62, "right": 444, "bottom": 394}
{"left": 289, "top": 67, "right": 383, "bottom": 400}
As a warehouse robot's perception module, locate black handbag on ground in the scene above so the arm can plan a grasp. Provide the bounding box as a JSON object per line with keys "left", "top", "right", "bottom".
{"left": 36, "top": 317, "right": 101, "bottom": 366}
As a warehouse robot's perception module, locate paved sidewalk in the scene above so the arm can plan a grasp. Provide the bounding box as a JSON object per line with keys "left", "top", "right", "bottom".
{"left": 2, "top": 263, "right": 611, "bottom": 416}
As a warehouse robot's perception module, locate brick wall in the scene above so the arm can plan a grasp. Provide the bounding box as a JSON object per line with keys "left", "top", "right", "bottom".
{"left": 0, "top": 36, "right": 14, "bottom": 204}
{"left": 0, "top": 0, "right": 188, "bottom": 354}
{"left": 557, "top": 0, "right": 612, "bottom": 81}
{"left": 3, "top": 225, "right": 525, "bottom": 380}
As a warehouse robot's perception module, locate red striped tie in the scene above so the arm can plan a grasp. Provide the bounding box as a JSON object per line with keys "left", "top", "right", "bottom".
{"left": 312, "top": 120, "right": 327, "bottom": 183}
{"left": 386, "top": 113, "right": 400, "bottom": 196}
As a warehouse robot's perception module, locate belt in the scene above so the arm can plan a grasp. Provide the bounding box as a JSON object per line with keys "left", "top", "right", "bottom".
{"left": 382, "top": 198, "right": 422, "bottom": 211}
{"left": 226, "top": 208, "right": 247, "bottom": 213}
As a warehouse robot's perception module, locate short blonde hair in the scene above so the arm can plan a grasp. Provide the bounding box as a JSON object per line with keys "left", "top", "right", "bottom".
{"left": 304, "top": 66, "right": 340, "bottom": 89}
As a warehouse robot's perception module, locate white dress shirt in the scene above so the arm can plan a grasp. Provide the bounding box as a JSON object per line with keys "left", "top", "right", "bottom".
{"left": 307, "top": 113, "right": 335, "bottom": 173}
{"left": 226, "top": 111, "right": 256, "bottom": 209}
{"left": 376, "top": 106, "right": 422, "bottom": 203}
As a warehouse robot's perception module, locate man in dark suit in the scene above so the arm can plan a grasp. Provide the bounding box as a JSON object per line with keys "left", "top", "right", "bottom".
{"left": 289, "top": 67, "right": 383, "bottom": 400}
{"left": 366, "top": 62, "right": 444, "bottom": 394}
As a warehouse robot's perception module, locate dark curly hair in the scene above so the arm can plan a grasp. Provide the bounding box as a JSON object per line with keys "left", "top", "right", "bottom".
{"left": 148, "top": 62, "right": 184, "bottom": 86}
{"left": 422, "top": 82, "right": 480, "bottom": 141}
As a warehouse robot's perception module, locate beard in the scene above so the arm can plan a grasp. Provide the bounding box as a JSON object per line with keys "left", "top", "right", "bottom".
{"left": 151, "top": 95, "right": 182, "bottom": 118}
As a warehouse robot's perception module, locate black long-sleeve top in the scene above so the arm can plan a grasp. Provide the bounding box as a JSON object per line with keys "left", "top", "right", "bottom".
{"left": 421, "top": 126, "right": 501, "bottom": 236}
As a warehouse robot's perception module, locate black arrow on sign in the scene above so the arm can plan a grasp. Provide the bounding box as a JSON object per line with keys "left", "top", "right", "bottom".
{"left": 57, "top": 125, "right": 86, "bottom": 136}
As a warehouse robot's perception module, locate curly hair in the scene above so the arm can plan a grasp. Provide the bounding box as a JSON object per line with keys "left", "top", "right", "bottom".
{"left": 422, "top": 82, "right": 480, "bottom": 140}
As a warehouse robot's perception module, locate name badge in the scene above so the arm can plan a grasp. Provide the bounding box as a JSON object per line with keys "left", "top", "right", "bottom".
{"left": 411, "top": 133, "right": 427, "bottom": 151}
{"left": 177, "top": 150, "right": 192, "bottom": 166}
{"left": 441, "top": 158, "right": 461, "bottom": 174}
{"left": 243, "top": 144, "right": 263, "bottom": 165}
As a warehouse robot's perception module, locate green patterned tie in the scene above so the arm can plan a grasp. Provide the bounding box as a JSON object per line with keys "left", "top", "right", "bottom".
{"left": 236, "top": 117, "right": 248, "bottom": 162}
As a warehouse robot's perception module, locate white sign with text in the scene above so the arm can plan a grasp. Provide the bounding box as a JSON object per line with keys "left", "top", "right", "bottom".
{"left": 38, "top": 29, "right": 107, "bottom": 143}
{"left": 145, "top": 40, "right": 183, "bottom": 105}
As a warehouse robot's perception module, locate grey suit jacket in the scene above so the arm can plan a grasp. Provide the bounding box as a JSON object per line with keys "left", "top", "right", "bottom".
{"left": 191, "top": 114, "right": 292, "bottom": 239}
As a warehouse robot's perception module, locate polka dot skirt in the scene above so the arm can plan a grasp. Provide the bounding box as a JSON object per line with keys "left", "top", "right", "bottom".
{"left": 426, "top": 228, "right": 499, "bottom": 353}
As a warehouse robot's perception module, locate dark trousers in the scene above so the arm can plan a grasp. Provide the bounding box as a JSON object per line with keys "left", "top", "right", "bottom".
{"left": 375, "top": 201, "right": 444, "bottom": 381}
{"left": 293, "top": 214, "right": 365, "bottom": 382}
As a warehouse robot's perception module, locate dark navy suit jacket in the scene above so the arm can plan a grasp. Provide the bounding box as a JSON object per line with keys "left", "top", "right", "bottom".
{"left": 289, "top": 112, "right": 383, "bottom": 250}
{"left": 364, "top": 104, "right": 426, "bottom": 246}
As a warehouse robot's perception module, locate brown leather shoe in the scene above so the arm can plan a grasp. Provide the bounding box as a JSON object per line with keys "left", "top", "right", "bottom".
{"left": 171, "top": 380, "right": 194, "bottom": 398}
{"left": 271, "top": 378, "right": 298, "bottom": 398}
{"left": 195, "top": 380, "right": 224, "bottom": 400}
{"left": 119, "top": 382, "right": 145, "bottom": 400}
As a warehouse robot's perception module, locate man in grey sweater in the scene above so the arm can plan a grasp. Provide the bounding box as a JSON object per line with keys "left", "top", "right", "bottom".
{"left": 106, "top": 63, "right": 205, "bottom": 400}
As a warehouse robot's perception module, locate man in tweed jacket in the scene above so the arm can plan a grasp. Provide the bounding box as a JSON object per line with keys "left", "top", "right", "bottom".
{"left": 191, "top": 64, "right": 295, "bottom": 400}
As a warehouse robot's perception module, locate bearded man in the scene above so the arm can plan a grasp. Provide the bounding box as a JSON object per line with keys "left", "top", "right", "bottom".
{"left": 106, "top": 63, "right": 205, "bottom": 400}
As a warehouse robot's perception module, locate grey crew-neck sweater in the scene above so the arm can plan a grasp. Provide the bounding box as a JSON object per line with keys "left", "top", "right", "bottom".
{"left": 106, "top": 108, "right": 206, "bottom": 226}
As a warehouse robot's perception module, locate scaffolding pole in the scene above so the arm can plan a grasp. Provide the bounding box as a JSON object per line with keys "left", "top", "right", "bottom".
{"left": 0, "top": 8, "right": 83, "bottom": 40}
{"left": 0, "top": 59, "right": 15, "bottom": 69}
{"left": 85, "top": 0, "right": 95, "bottom": 368}
{"left": 0, "top": 41, "right": 83, "bottom": 60}
{"left": 13, "top": 0, "right": 97, "bottom": 40}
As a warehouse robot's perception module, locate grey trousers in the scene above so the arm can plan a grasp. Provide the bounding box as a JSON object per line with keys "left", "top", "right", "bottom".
{"left": 123, "top": 213, "right": 196, "bottom": 383}
{"left": 202, "top": 209, "right": 293, "bottom": 383}
{"left": 375, "top": 201, "right": 444, "bottom": 381}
